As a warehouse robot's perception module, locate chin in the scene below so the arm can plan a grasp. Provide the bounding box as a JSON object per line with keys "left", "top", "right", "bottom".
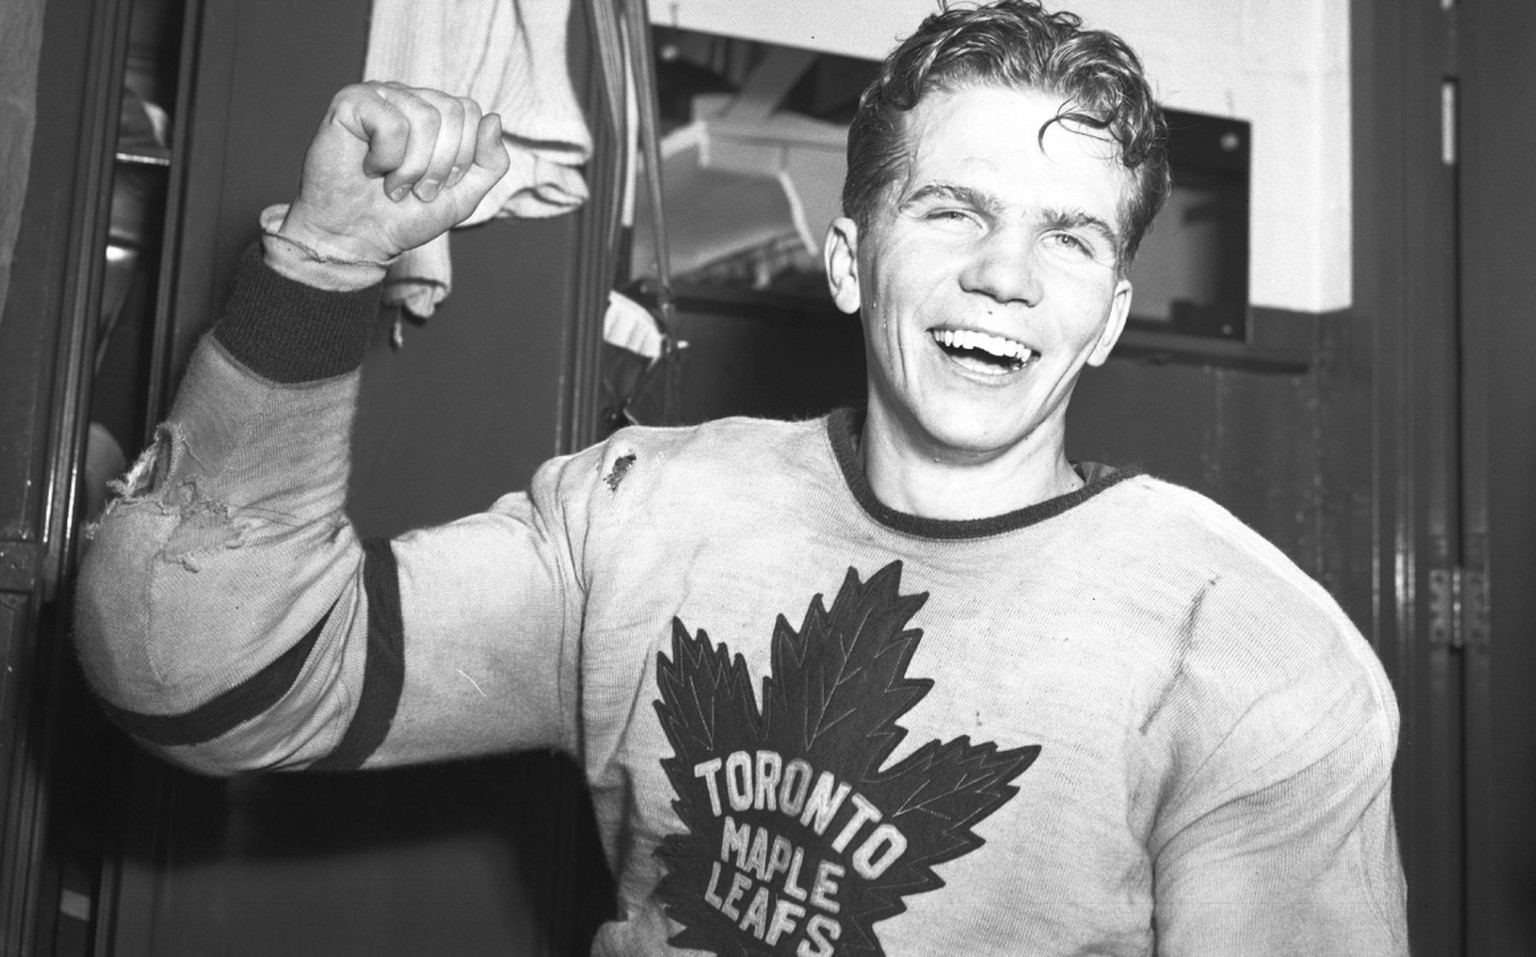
{"left": 915, "top": 415, "right": 1034, "bottom": 461}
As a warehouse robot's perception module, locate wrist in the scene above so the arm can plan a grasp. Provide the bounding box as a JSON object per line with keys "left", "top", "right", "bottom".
{"left": 259, "top": 204, "right": 395, "bottom": 292}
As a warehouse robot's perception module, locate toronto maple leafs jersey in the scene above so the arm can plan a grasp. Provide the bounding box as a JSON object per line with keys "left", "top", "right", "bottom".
{"left": 74, "top": 250, "right": 1409, "bottom": 956}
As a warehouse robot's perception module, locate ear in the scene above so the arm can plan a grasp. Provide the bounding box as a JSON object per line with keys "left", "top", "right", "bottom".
{"left": 1087, "top": 277, "right": 1133, "bottom": 367}
{"left": 823, "top": 217, "right": 862, "bottom": 315}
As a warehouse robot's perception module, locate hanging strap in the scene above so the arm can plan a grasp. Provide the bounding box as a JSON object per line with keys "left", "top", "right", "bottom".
{"left": 622, "top": 0, "right": 677, "bottom": 328}
{"left": 618, "top": 0, "right": 682, "bottom": 423}
{"left": 585, "top": 0, "right": 683, "bottom": 426}
{"left": 584, "top": 0, "right": 627, "bottom": 259}
{"left": 585, "top": 0, "right": 626, "bottom": 152}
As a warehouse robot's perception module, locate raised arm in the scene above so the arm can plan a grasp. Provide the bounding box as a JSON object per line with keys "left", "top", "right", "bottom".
{"left": 73, "top": 84, "right": 583, "bottom": 775}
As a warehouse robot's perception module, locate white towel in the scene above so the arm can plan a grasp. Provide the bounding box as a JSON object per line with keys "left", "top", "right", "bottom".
{"left": 364, "top": 0, "right": 593, "bottom": 317}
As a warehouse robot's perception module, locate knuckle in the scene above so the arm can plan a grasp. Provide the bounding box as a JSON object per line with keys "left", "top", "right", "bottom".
{"left": 461, "top": 104, "right": 483, "bottom": 134}
{"left": 378, "top": 106, "right": 411, "bottom": 136}
{"left": 418, "top": 108, "right": 443, "bottom": 138}
{"left": 334, "top": 81, "right": 375, "bottom": 106}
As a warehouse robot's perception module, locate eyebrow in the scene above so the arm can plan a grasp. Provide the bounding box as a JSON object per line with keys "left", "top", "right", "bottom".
{"left": 1040, "top": 207, "right": 1122, "bottom": 250}
{"left": 902, "top": 184, "right": 1122, "bottom": 250}
{"left": 902, "top": 182, "right": 1004, "bottom": 217}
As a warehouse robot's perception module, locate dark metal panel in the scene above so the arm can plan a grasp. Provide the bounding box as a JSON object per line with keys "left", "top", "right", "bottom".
{"left": 0, "top": 0, "right": 134, "bottom": 950}
{"left": 0, "top": 590, "right": 44, "bottom": 953}
{"left": 137, "top": 763, "right": 597, "bottom": 956}
{"left": 1456, "top": 0, "right": 1536, "bottom": 952}
{"left": 141, "top": 0, "right": 210, "bottom": 433}
{"left": 1069, "top": 360, "right": 1217, "bottom": 493}
{"left": 1067, "top": 325, "right": 1326, "bottom": 579}
{"left": 562, "top": 0, "right": 623, "bottom": 455}
{"left": 1347, "top": 0, "right": 1465, "bottom": 952}
{"left": 346, "top": 216, "right": 579, "bottom": 537}
{"left": 152, "top": 0, "right": 365, "bottom": 411}
{"left": 0, "top": 0, "right": 127, "bottom": 560}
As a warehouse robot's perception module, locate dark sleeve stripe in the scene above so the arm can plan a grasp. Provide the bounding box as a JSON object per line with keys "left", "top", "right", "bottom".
{"left": 309, "top": 538, "right": 405, "bottom": 771}
{"left": 213, "top": 243, "right": 382, "bottom": 384}
{"left": 98, "top": 599, "right": 335, "bottom": 747}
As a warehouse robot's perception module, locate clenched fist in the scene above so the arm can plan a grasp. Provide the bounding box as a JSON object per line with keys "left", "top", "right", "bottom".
{"left": 274, "top": 82, "right": 511, "bottom": 266}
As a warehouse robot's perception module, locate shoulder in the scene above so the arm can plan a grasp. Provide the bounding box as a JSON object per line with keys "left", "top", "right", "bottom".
{"left": 1092, "top": 474, "right": 1332, "bottom": 605}
{"left": 526, "top": 415, "right": 832, "bottom": 514}
{"left": 595, "top": 415, "right": 825, "bottom": 487}
{"left": 1093, "top": 473, "right": 1397, "bottom": 712}
{"left": 1095, "top": 480, "right": 1403, "bottom": 825}
{"left": 1087, "top": 476, "right": 1400, "bottom": 700}
{"left": 599, "top": 414, "right": 824, "bottom": 469}
{"left": 1092, "top": 473, "right": 1279, "bottom": 550}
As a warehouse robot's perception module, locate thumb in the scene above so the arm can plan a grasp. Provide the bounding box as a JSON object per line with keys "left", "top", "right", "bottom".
{"left": 454, "top": 113, "right": 511, "bottom": 198}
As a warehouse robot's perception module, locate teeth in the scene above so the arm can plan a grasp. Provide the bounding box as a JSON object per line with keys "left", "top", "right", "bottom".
{"left": 931, "top": 328, "right": 1034, "bottom": 363}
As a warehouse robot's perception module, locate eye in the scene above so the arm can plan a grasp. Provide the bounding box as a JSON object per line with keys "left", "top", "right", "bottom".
{"left": 1046, "top": 230, "right": 1112, "bottom": 264}
{"left": 926, "top": 208, "right": 976, "bottom": 226}
{"left": 1048, "top": 231, "right": 1091, "bottom": 254}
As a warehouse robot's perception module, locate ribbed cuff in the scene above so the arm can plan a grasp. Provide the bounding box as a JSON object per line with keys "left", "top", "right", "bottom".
{"left": 213, "top": 243, "right": 383, "bottom": 383}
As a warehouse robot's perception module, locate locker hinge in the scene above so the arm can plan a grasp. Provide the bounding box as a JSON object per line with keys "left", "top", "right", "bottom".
{"left": 1428, "top": 566, "right": 1489, "bottom": 650}
{"left": 0, "top": 541, "right": 42, "bottom": 594}
{"left": 1463, "top": 568, "right": 1490, "bottom": 649}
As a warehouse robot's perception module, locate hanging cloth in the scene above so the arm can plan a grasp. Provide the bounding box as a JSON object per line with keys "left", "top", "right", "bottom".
{"left": 364, "top": 0, "right": 594, "bottom": 318}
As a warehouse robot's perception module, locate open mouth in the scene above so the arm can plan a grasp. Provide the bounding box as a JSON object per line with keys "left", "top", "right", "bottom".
{"left": 930, "top": 328, "right": 1035, "bottom": 375}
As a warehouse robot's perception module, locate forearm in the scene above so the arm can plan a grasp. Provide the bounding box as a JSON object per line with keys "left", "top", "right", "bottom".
{"left": 74, "top": 246, "right": 383, "bottom": 773}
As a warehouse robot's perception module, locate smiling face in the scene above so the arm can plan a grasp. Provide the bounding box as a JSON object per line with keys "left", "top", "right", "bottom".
{"left": 826, "top": 84, "right": 1134, "bottom": 498}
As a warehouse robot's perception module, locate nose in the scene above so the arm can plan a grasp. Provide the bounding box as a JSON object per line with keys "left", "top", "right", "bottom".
{"left": 958, "top": 226, "right": 1043, "bottom": 307}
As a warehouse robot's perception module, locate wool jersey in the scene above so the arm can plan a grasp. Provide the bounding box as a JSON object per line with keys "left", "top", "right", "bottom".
{"left": 74, "top": 250, "right": 1408, "bottom": 956}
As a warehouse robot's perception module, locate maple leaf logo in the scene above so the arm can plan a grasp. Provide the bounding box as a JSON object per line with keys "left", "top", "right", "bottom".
{"left": 653, "top": 561, "right": 1040, "bottom": 956}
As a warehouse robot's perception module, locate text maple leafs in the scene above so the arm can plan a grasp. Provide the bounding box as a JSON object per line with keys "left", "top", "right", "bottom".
{"left": 654, "top": 561, "right": 1040, "bottom": 956}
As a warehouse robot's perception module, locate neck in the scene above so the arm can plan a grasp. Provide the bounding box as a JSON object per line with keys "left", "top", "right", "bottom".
{"left": 858, "top": 413, "right": 1082, "bottom": 522}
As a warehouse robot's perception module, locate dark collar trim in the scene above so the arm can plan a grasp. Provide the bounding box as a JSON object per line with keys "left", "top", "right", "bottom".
{"left": 825, "top": 406, "right": 1139, "bottom": 540}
